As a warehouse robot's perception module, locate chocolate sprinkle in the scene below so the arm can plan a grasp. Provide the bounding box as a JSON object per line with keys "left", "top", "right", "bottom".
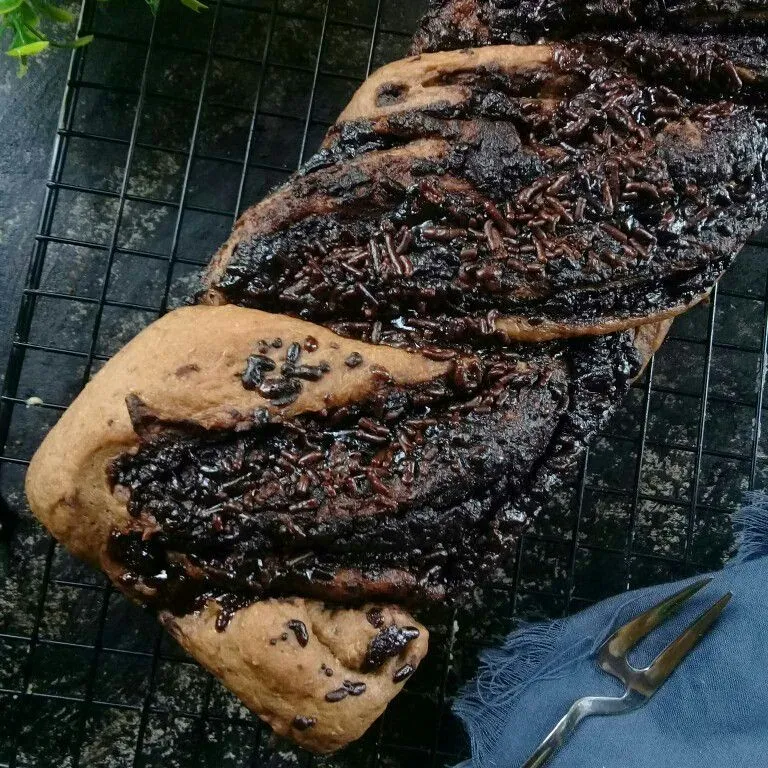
{"left": 393, "top": 664, "right": 415, "bottom": 684}
{"left": 345, "top": 352, "right": 364, "bottom": 368}
{"left": 286, "top": 342, "right": 302, "bottom": 365}
{"left": 363, "top": 625, "right": 421, "bottom": 671}
{"left": 287, "top": 619, "right": 309, "bottom": 647}
{"left": 292, "top": 715, "right": 316, "bottom": 731}
{"left": 258, "top": 377, "right": 302, "bottom": 407}
{"left": 325, "top": 687, "right": 349, "bottom": 703}
{"left": 366, "top": 607, "right": 384, "bottom": 628}
{"left": 343, "top": 680, "right": 367, "bottom": 696}
{"left": 242, "top": 354, "right": 276, "bottom": 391}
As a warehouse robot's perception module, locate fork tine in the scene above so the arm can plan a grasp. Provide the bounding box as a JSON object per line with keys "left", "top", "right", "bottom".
{"left": 643, "top": 592, "right": 732, "bottom": 691}
{"left": 601, "top": 577, "right": 713, "bottom": 658}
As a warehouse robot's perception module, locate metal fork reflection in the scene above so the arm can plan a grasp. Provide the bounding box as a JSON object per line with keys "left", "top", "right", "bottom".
{"left": 522, "top": 578, "right": 732, "bottom": 768}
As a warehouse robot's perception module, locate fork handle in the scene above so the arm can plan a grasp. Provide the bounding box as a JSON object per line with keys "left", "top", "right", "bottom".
{"left": 521, "top": 697, "right": 590, "bottom": 768}
{"left": 522, "top": 693, "right": 635, "bottom": 768}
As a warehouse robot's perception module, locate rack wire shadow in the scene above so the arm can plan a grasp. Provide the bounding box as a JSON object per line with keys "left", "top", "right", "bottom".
{"left": 0, "top": 0, "right": 766, "bottom": 765}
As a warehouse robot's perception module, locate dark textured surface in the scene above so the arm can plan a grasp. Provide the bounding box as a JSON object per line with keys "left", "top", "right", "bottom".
{"left": 412, "top": 0, "right": 768, "bottom": 53}
{"left": 214, "top": 40, "right": 768, "bottom": 334}
{"left": 1, "top": 0, "right": 768, "bottom": 766}
{"left": 109, "top": 333, "right": 638, "bottom": 610}
{"left": 0, "top": 49, "right": 72, "bottom": 391}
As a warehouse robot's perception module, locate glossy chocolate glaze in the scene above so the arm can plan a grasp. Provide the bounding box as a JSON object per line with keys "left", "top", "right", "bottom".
{"left": 582, "top": 32, "right": 768, "bottom": 103}
{"left": 412, "top": 0, "right": 768, "bottom": 54}
{"left": 212, "top": 44, "right": 768, "bottom": 335}
{"left": 108, "top": 331, "right": 639, "bottom": 615}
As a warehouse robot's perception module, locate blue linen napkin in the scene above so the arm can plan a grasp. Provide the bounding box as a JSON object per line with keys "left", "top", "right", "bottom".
{"left": 454, "top": 491, "right": 768, "bottom": 768}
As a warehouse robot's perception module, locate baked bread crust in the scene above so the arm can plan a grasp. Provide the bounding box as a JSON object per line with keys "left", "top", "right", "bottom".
{"left": 25, "top": 305, "right": 447, "bottom": 560}
{"left": 25, "top": 305, "right": 433, "bottom": 753}
{"left": 160, "top": 601, "right": 427, "bottom": 752}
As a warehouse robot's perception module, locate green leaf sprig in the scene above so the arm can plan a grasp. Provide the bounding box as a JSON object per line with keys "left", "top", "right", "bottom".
{"left": 1, "top": 0, "right": 206, "bottom": 76}
{"left": 1, "top": 0, "right": 92, "bottom": 74}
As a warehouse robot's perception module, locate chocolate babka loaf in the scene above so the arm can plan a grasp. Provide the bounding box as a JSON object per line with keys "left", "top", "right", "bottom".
{"left": 25, "top": 0, "right": 768, "bottom": 754}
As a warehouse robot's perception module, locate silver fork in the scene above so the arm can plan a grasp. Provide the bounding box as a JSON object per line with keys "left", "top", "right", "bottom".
{"left": 522, "top": 578, "right": 732, "bottom": 768}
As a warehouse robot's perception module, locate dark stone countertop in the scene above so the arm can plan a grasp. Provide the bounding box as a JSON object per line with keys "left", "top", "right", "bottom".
{"left": 0, "top": 51, "right": 70, "bottom": 389}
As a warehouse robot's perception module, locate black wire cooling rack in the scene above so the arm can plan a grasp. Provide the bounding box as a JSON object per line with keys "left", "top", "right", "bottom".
{"left": 1, "top": 0, "right": 768, "bottom": 765}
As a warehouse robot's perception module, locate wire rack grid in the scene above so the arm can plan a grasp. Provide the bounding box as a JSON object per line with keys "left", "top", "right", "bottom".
{"left": 0, "top": 0, "right": 767, "bottom": 765}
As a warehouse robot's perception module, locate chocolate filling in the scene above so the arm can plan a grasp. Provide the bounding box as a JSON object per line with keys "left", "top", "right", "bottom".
{"left": 107, "top": 332, "right": 639, "bottom": 621}
{"left": 412, "top": 0, "right": 768, "bottom": 54}
{"left": 363, "top": 625, "right": 422, "bottom": 671}
{"left": 212, "top": 42, "right": 768, "bottom": 336}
